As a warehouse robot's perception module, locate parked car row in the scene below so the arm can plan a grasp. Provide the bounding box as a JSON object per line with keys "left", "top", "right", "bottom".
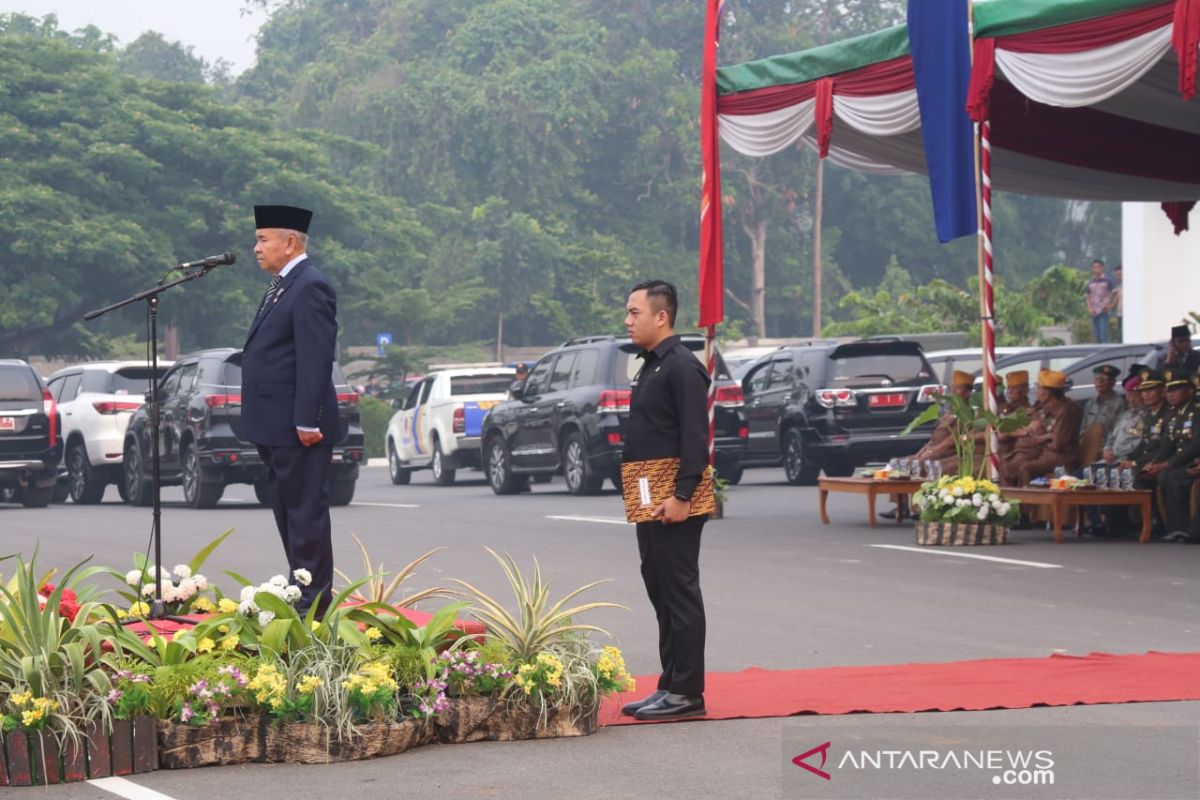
{"left": 0, "top": 350, "right": 363, "bottom": 510}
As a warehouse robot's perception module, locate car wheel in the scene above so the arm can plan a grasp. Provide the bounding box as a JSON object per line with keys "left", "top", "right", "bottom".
{"left": 182, "top": 444, "right": 224, "bottom": 509}
{"left": 328, "top": 476, "right": 356, "bottom": 506}
{"left": 718, "top": 462, "right": 744, "bottom": 485}
{"left": 563, "top": 432, "right": 603, "bottom": 495}
{"left": 485, "top": 436, "right": 527, "bottom": 495}
{"left": 430, "top": 439, "right": 456, "bottom": 487}
{"left": 783, "top": 429, "right": 819, "bottom": 486}
{"left": 68, "top": 443, "right": 106, "bottom": 504}
{"left": 18, "top": 484, "right": 54, "bottom": 508}
{"left": 387, "top": 442, "right": 411, "bottom": 485}
{"left": 253, "top": 479, "right": 274, "bottom": 506}
{"left": 124, "top": 440, "right": 152, "bottom": 507}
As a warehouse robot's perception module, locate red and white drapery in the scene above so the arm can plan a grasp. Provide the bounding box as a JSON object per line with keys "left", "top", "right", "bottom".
{"left": 717, "top": 0, "right": 1200, "bottom": 211}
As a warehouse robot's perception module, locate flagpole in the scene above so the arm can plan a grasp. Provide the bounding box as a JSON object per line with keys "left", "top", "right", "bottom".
{"left": 699, "top": 0, "right": 725, "bottom": 470}
{"left": 968, "top": 0, "right": 1000, "bottom": 482}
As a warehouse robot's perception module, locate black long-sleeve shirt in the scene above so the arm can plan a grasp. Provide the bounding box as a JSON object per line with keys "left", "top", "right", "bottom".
{"left": 621, "top": 335, "right": 711, "bottom": 500}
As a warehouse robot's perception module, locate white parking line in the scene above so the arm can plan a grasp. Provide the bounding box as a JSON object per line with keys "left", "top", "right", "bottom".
{"left": 546, "top": 514, "right": 631, "bottom": 526}
{"left": 89, "top": 776, "right": 178, "bottom": 800}
{"left": 351, "top": 502, "right": 421, "bottom": 509}
{"left": 867, "top": 544, "right": 1062, "bottom": 569}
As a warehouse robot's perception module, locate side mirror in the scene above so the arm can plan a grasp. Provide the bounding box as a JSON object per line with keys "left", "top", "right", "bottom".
{"left": 510, "top": 380, "right": 525, "bottom": 400}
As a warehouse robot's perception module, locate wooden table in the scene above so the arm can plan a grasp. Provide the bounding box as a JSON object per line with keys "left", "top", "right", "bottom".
{"left": 1000, "top": 486, "right": 1153, "bottom": 544}
{"left": 818, "top": 477, "right": 926, "bottom": 528}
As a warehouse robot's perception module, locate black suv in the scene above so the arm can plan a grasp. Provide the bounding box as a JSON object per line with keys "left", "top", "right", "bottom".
{"left": 0, "top": 360, "right": 62, "bottom": 507}
{"left": 480, "top": 334, "right": 748, "bottom": 495}
{"left": 122, "top": 348, "right": 364, "bottom": 508}
{"left": 739, "top": 340, "right": 940, "bottom": 483}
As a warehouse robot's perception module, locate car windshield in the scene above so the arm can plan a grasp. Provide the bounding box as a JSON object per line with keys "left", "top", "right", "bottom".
{"left": 826, "top": 353, "right": 931, "bottom": 387}
{"left": 614, "top": 342, "right": 731, "bottom": 385}
{"left": 450, "top": 375, "right": 513, "bottom": 395}
{"left": 110, "top": 367, "right": 163, "bottom": 395}
{"left": 0, "top": 367, "right": 41, "bottom": 401}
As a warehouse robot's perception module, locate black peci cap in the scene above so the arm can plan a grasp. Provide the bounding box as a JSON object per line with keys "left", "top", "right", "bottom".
{"left": 254, "top": 205, "right": 313, "bottom": 233}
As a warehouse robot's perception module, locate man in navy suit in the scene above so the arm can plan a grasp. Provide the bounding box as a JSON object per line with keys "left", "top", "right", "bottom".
{"left": 242, "top": 204, "right": 340, "bottom": 615}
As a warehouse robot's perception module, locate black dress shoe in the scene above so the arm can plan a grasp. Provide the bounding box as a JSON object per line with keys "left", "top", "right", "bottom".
{"left": 620, "top": 689, "right": 668, "bottom": 717}
{"left": 633, "top": 692, "right": 705, "bottom": 720}
{"left": 879, "top": 508, "right": 898, "bottom": 520}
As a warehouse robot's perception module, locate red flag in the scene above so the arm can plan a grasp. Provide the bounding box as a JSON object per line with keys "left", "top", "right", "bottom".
{"left": 697, "top": 0, "right": 724, "bottom": 328}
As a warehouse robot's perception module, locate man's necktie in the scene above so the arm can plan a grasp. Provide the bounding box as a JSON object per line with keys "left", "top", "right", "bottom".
{"left": 259, "top": 274, "right": 282, "bottom": 314}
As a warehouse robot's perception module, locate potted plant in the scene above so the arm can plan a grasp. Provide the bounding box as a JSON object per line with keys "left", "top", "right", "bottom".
{"left": 710, "top": 467, "right": 728, "bottom": 520}
{"left": 902, "top": 392, "right": 1027, "bottom": 545}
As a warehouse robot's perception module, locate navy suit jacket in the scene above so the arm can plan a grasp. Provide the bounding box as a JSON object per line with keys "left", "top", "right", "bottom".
{"left": 241, "top": 258, "right": 341, "bottom": 447}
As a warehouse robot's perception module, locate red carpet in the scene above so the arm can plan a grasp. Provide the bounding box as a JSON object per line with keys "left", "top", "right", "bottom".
{"left": 600, "top": 651, "right": 1200, "bottom": 725}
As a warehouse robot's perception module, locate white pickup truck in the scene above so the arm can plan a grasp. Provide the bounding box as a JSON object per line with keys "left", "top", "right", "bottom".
{"left": 385, "top": 367, "right": 516, "bottom": 486}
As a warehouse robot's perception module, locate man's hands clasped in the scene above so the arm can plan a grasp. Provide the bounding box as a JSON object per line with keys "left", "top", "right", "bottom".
{"left": 651, "top": 495, "right": 692, "bottom": 525}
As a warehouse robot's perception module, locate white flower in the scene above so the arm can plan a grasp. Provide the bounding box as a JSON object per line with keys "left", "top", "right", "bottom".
{"left": 988, "top": 493, "right": 999, "bottom": 503}
{"left": 239, "top": 585, "right": 257, "bottom": 603}
{"left": 192, "top": 574, "right": 208, "bottom": 592}
{"left": 257, "top": 610, "right": 276, "bottom": 627}
{"left": 259, "top": 582, "right": 284, "bottom": 599}
{"left": 971, "top": 494, "right": 983, "bottom": 507}
{"left": 282, "top": 585, "right": 302, "bottom": 604}
{"left": 953, "top": 487, "right": 964, "bottom": 496}
{"left": 125, "top": 569, "right": 145, "bottom": 587}
{"left": 998, "top": 503, "right": 1011, "bottom": 516}
{"left": 172, "top": 564, "right": 192, "bottom": 580}
{"left": 161, "top": 584, "right": 179, "bottom": 604}
{"left": 176, "top": 579, "right": 197, "bottom": 601}
{"left": 977, "top": 507, "right": 989, "bottom": 521}
{"left": 268, "top": 574, "right": 287, "bottom": 589}
{"left": 292, "top": 568, "right": 312, "bottom": 587}
{"left": 159, "top": 566, "right": 174, "bottom": 580}
{"left": 141, "top": 583, "right": 158, "bottom": 598}
{"left": 238, "top": 599, "right": 257, "bottom": 616}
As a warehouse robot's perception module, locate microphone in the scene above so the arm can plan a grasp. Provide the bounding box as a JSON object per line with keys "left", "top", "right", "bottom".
{"left": 178, "top": 252, "right": 236, "bottom": 270}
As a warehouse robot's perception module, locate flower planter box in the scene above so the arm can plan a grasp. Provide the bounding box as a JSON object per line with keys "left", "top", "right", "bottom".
{"left": 262, "top": 719, "right": 432, "bottom": 764}
{"left": 158, "top": 714, "right": 432, "bottom": 768}
{"left": 0, "top": 719, "right": 157, "bottom": 786}
{"left": 157, "top": 714, "right": 267, "bottom": 769}
{"left": 916, "top": 520, "right": 1009, "bottom": 546}
{"left": 433, "top": 696, "right": 598, "bottom": 744}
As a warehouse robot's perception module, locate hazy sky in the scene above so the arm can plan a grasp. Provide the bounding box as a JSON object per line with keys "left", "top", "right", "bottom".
{"left": 0, "top": 0, "right": 267, "bottom": 73}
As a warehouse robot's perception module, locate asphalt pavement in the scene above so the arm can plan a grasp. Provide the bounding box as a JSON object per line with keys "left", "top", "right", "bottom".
{"left": 5, "top": 464, "right": 1199, "bottom": 799}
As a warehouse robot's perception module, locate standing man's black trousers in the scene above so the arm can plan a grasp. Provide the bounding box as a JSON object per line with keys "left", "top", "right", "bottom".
{"left": 257, "top": 443, "right": 334, "bottom": 612}
{"left": 636, "top": 515, "right": 706, "bottom": 696}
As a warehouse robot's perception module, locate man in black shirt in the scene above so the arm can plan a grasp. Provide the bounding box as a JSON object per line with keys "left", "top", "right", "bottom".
{"left": 619, "top": 279, "right": 711, "bottom": 721}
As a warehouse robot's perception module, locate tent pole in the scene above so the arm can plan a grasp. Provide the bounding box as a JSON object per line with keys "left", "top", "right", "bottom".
{"left": 968, "top": 0, "right": 1000, "bottom": 482}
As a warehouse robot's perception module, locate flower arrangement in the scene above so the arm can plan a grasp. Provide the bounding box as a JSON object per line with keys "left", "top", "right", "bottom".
{"left": 341, "top": 661, "right": 398, "bottom": 721}
{"left": 3, "top": 691, "right": 60, "bottom": 731}
{"left": 913, "top": 475, "right": 1020, "bottom": 525}
{"left": 237, "top": 569, "right": 311, "bottom": 625}
{"left": 593, "top": 646, "right": 636, "bottom": 695}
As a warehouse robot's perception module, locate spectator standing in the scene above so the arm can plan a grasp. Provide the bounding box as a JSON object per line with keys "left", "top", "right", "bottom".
{"left": 1083, "top": 259, "right": 1114, "bottom": 344}
{"left": 1112, "top": 265, "right": 1123, "bottom": 341}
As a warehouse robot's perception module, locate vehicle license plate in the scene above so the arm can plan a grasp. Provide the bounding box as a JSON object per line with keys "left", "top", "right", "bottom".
{"left": 0, "top": 417, "right": 14, "bottom": 432}
{"left": 868, "top": 393, "right": 906, "bottom": 408}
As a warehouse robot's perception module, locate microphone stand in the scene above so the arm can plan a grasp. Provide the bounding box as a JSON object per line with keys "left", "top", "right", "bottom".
{"left": 84, "top": 266, "right": 217, "bottom": 622}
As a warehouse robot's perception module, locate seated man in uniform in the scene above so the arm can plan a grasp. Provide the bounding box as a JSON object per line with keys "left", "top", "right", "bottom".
{"left": 1078, "top": 364, "right": 1125, "bottom": 465}
{"left": 1141, "top": 369, "right": 1200, "bottom": 541}
{"left": 1001, "top": 369, "right": 1083, "bottom": 486}
{"left": 998, "top": 370, "right": 1031, "bottom": 416}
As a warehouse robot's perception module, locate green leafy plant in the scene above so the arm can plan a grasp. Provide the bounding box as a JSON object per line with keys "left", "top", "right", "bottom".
{"left": 902, "top": 392, "right": 1030, "bottom": 481}
{"left": 334, "top": 535, "right": 451, "bottom": 610}
{"left": 101, "top": 528, "right": 235, "bottom": 617}
{"left": 452, "top": 548, "right": 624, "bottom": 662}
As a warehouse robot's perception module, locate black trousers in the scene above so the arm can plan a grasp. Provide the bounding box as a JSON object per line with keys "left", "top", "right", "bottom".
{"left": 636, "top": 515, "right": 706, "bottom": 696}
{"left": 257, "top": 444, "right": 334, "bottom": 612}
{"left": 1158, "top": 466, "right": 1198, "bottom": 535}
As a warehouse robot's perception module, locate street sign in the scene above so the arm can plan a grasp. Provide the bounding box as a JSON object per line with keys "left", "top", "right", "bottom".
{"left": 376, "top": 332, "right": 393, "bottom": 356}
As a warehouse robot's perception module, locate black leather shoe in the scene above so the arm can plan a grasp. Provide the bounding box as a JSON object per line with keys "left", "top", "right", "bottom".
{"left": 633, "top": 693, "right": 705, "bottom": 720}
{"left": 879, "top": 508, "right": 898, "bottom": 520}
{"left": 620, "top": 690, "right": 668, "bottom": 717}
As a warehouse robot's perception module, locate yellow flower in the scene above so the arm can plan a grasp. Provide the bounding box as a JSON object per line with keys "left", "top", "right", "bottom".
{"left": 220, "top": 636, "right": 239, "bottom": 652}
{"left": 310, "top": 621, "right": 321, "bottom": 632}
{"left": 218, "top": 624, "right": 230, "bottom": 634}
{"left": 217, "top": 598, "right": 238, "bottom": 614}
{"left": 364, "top": 627, "right": 382, "bottom": 641}
{"left": 197, "top": 637, "right": 215, "bottom": 653}
{"left": 297, "top": 675, "right": 323, "bottom": 694}
{"left": 128, "top": 602, "right": 149, "bottom": 618}
{"left": 10, "top": 692, "right": 32, "bottom": 707}
{"left": 22, "top": 709, "right": 44, "bottom": 726}
{"left": 191, "top": 597, "right": 215, "bottom": 613}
